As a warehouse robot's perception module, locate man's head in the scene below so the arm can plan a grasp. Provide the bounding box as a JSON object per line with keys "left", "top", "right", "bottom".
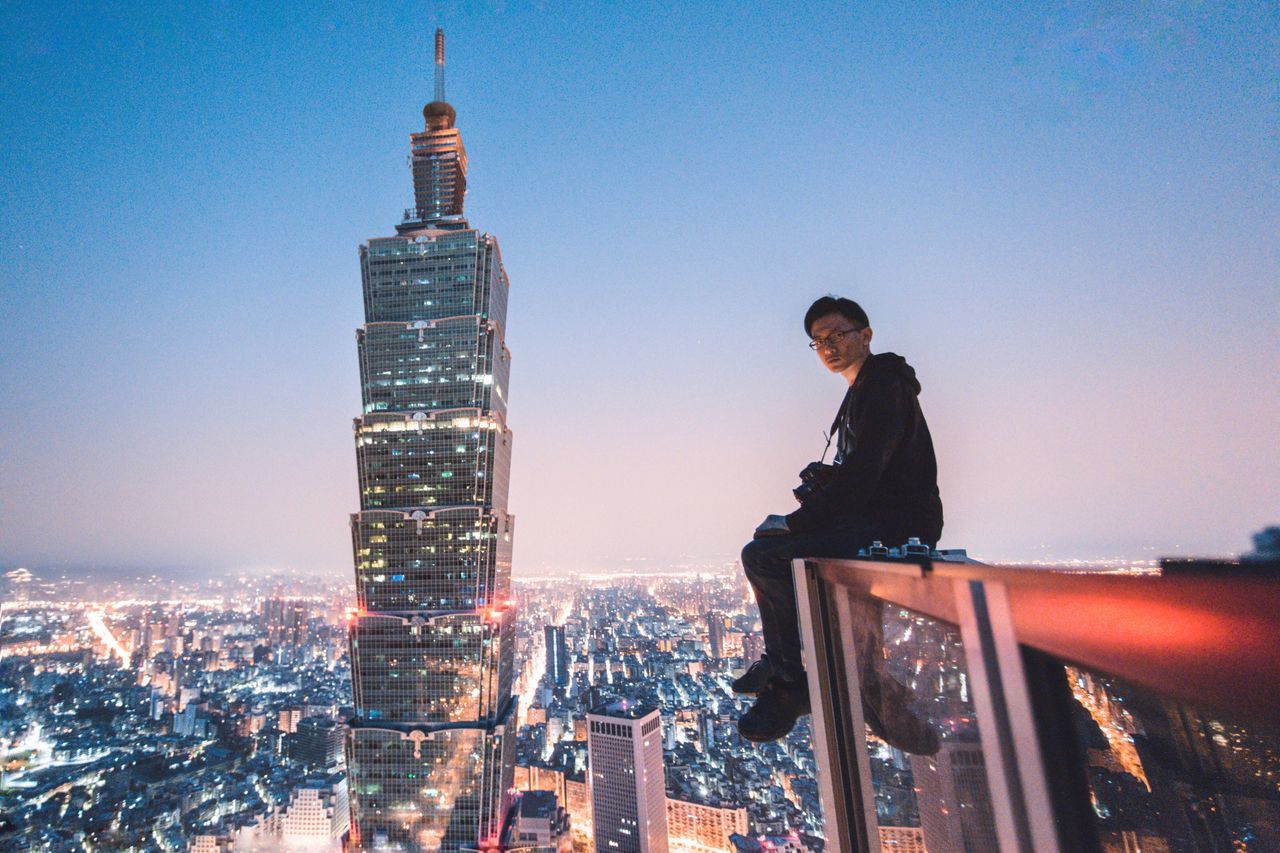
{"left": 804, "top": 296, "right": 872, "bottom": 378}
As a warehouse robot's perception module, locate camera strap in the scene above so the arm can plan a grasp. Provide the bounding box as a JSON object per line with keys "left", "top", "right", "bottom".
{"left": 820, "top": 387, "right": 856, "bottom": 464}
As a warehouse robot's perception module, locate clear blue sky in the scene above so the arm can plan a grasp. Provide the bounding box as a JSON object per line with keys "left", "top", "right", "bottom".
{"left": 2, "top": 1, "right": 1276, "bottom": 576}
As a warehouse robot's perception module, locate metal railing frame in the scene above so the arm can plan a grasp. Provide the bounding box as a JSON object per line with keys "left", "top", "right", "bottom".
{"left": 793, "top": 555, "right": 1280, "bottom": 853}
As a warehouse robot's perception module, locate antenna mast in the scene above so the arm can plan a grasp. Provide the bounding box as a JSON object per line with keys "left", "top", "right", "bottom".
{"left": 434, "top": 28, "right": 446, "bottom": 102}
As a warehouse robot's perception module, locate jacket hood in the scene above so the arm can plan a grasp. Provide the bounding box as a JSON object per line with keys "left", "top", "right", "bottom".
{"left": 864, "top": 352, "right": 921, "bottom": 394}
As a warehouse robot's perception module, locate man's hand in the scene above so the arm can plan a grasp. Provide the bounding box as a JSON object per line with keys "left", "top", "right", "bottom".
{"left": 799, "top": 461, "right": 830, "bottom": 480}
{"left": 753, "top": 514, "right": 791, "bottom": 539}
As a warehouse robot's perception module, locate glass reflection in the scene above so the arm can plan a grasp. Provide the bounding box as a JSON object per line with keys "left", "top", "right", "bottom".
{"left": 845, "top": 593, "right": 1001, "bottom": 851}
{"left": 1065, "top": 666, "right": 1280, "bottom": 851}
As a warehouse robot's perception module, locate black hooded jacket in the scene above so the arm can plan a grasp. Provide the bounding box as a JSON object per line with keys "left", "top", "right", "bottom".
{"left": 784, "top": 352, "right": 943, "bottom": 543}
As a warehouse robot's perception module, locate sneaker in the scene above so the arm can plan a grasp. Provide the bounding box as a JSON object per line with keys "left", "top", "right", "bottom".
{"left": 737, "top": 676, "right": 811, "bottom": 743}
{"left": 731, "top": 656, "right": 774, "bottom": 695}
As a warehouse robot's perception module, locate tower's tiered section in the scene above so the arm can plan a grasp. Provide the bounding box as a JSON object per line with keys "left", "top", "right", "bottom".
{"left": 345, "top": 30, "right": 516, "bottom": 852}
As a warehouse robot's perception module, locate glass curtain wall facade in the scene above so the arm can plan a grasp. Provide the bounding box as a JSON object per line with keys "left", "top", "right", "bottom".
{"left": 346, "top": 32, "right": 516, "bottom": 853}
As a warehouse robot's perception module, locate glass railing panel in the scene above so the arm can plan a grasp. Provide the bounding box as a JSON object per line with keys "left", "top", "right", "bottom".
{"left": 1060, "top": 663, "right": 1280, "bottom": 851}
{"left": 837, "top": 587, "right": 1004, "bottom": 852}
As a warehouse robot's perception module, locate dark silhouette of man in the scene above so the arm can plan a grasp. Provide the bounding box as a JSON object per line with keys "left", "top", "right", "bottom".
{"left": 735, "top": 296, "right": 944, "bottom": 743}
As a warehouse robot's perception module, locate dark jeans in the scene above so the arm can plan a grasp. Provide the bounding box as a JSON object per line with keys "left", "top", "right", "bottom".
{"left": 740, "top": 519, "right": 877, "bottom": 679}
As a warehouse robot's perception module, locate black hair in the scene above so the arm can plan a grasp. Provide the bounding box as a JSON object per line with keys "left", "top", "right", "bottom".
{"left": 804, "top": 296, "right": 869, "bottom": 336}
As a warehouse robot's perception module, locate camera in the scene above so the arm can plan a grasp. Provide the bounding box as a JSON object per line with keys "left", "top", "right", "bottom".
{"left": 793, "top": 461, "right": 838, "bottom": 505}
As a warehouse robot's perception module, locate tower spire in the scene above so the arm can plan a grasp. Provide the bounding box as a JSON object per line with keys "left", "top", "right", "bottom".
{"left": 434, "top": 28, "right": 446, "bottom": 103}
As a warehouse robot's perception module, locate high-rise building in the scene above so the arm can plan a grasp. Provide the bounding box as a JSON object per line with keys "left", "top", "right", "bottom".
{"left": 278, "top": 705, "right": 305, "bottom": 735}
{"left": 705, "top": 612, "right": 725, "bottom": 660}
{"left": 510, "top": 790, "right": 573, "bottom": 852}
{"left": 545, "top": 625, "right": 569, "bottom": 687}
{"left": 279, "top": 772, "right": 351, "bottom": 850}
{"left": 263, "top": 597, "right": 309, "bottom": 647}
{"left": 877, "top": 826, "right": 926, "bottom": 852}
{"left": 665, "top": 797, "right": 748, "bottom": 852}
{"left": 345, "top": 29, "right": 517, "bottom": 852}
{"left": 911, "top": 742, "right": 999, "bottom": 852}
{"left": 293, "top": 715, "right": 344, "bottom": 770}
{"left": 587, "top": 701, "right": 669, "bottom": 853}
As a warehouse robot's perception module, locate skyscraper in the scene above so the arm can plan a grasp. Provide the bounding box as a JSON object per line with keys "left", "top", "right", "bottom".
{"left": 293, "top": 716, "right": 344, "bottom": 771}
{"left": 545, "top": 625, "right": 569, "bottom": 688}
{"left": 587, "top": 701, "right": 670, "bottom": 853}
{"left": 705, "top": 611, "right": 725, "bottom": 660}
{"left": 911, "top": 742, "right": 999, "bottom": 852}
{"left": 345, "top": 30, "right": 516, "bottom": 852}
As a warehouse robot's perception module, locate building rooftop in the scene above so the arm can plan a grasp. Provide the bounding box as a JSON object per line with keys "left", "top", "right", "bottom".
{"left": 296, "top": 715, "right": 338, "bottom": 730}
{"left": 518, "top": 789, "right": 558, "bottom": 819}
{"left": 588, "top": 699, "right": 658, "bottom": 720}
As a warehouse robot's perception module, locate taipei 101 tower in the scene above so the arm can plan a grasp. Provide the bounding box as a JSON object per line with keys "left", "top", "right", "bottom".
{"left": 345, "top": 29, "right": 516, "bottom": 851}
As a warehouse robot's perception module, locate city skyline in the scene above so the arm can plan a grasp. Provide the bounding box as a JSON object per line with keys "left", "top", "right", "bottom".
{"left": 0, "top": 558, "right": 826, "bottom": 849}
{"left": 6, "top": 557, "right": 1275, "bottom": 850}
{"left": 2, "top": 2, "right": 1277, "bottom": 577}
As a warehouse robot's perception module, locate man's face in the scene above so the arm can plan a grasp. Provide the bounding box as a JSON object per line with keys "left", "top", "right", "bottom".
{"left": 809, "top": 313, "right": 871, "bottom": 374}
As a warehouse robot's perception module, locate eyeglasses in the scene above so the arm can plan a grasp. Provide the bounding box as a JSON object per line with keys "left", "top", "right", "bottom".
{"left": 808, "top": 327, "right": 863, "bottom": 350}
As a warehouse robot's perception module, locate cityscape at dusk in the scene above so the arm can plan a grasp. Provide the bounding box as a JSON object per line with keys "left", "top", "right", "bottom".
{"left": 2, "top": 2, "right": 1278, "bottom": 852}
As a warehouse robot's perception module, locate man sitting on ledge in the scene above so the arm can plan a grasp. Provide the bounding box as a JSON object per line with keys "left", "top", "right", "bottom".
{"left": 736, "top": 296, "right": 944, "bottom": 743}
